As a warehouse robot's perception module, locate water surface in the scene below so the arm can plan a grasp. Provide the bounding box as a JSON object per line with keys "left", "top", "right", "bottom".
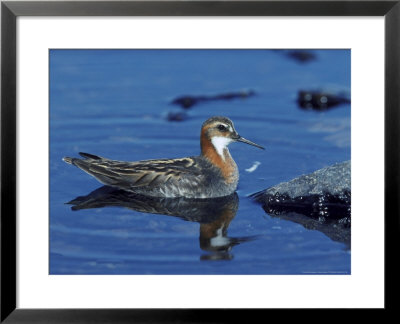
{"left": 50, "top": 49, "right": 351, "bottom": 274}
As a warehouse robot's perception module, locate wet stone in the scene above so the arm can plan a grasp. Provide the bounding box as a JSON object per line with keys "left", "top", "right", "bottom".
{"left": 250, "top": 161, "right": 351, "bottom": 246}
{"left": 254, "top": 161, "right": 350, "bottom": 199}
{"left": 272, "top": 49, "right": 318, "bottom": 64}
{"left": 286, "top": 50, "right": 317, "bottom": 63}
{"left": 297, "top": 90, "right": 350, "bottom": 110}
{"left": 166, "top": 111, "right": 189, "bottom": 122}
{"left": 171, "top": 90, "right": 255, "bottom": 109}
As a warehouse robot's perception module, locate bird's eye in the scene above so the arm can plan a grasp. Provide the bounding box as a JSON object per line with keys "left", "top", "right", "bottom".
{"left": 217, "top": 124, "right": 227, "bottom": 131}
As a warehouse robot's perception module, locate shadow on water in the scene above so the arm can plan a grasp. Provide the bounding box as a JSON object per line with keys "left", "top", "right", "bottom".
{"left": 66, "top": 187, "right": 257, "bottom": 261}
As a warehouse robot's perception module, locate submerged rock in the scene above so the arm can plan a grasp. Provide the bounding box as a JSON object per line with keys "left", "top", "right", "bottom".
{"left": 272, "top": 49, "right": 317, "bottom": 64}
{"left": 251, "top": 161, "right": 351, "bottom": 247}
{"left": 166, "top": 111, "right": 189, "bottom": 122}
{"left": 273, "top": 49, "right": 317, "bottom": 63}
{"left": 286, "top": 50, "right": 317, "bottom": 63}
{"left": 297, "top": 90, "right": 350, "bottom": 110}
{"left": 172, "top": 90, "right": 255, "bottom": 109}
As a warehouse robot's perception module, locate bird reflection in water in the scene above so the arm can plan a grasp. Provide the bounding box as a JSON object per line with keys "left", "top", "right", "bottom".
{"left": 66, "top": 186, "right": 256, "bottom": 260}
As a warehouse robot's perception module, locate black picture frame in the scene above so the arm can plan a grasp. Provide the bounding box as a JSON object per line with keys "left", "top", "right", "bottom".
{"left": 1, "top": 0, "right": 398, "bottom": 322}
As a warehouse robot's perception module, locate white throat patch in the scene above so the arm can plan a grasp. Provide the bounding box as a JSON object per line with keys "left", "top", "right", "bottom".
{"left": 211, "top": 136, "right": 232, "bottom": 158}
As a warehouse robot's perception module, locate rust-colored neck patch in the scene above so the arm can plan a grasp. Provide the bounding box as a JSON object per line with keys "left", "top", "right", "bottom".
{"left": 201, "top": 129, "right": 237, "bottom": 183}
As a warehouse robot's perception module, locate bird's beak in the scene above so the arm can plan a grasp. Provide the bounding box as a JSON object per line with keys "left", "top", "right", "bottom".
{"left": 234, "top": 135, "right": 265, "bottom": 150}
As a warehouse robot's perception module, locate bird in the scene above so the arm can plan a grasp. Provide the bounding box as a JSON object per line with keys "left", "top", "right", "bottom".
{"left": 63, "top": 116, "right": 264, "bottom": 199}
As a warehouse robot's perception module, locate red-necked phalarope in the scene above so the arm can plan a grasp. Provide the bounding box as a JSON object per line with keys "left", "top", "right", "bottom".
{"left": 63, "top": 116, "right": 264, "bottom": 198}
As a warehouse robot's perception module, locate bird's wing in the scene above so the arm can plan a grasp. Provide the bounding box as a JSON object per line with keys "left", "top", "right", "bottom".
{"left": 68, "top": 152, "right": 206, "bottom": 190}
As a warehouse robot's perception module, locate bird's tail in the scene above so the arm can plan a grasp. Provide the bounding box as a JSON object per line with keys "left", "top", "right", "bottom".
{"left": 62, "top": 157, "right": 74, "bottom": 164}
{"left": 63, "top": 152, "right": 102, "bottom": 165}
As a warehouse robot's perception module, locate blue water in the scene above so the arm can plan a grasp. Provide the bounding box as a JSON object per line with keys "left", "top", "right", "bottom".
{"left": 50, "top": 49, "right": 351, "bottom": 274}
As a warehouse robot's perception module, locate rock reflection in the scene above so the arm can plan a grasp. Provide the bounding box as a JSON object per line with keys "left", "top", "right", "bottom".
{"left": 265, "top": 211, "right": 350, "bottom": 249}
{"left": 67, "top": 186, "right": 255, "bottom": 260}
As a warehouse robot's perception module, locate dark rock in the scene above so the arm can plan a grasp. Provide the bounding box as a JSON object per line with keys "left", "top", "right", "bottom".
{"left": 250, "top": 161, "right": 351, "bottom": 247}
{"left": 172, "top": 96, "right": 199, "bottom": 109}
{"left": 297, "top": 90, "right": 351, "bottom": 110}
{"left": 272, "top": 49, "right": 317, "bottom": 63}
{"left": 166, "top": 111, "right": 189, "bottom": 122}
{"left": 286, "top": 50, "right": 317, "bottom": 63}
{"left": 172, "top": 90, "right": 255, "bottom": 109}
{"left": 255, "top": 161, "right": 350, "bottom": 198}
